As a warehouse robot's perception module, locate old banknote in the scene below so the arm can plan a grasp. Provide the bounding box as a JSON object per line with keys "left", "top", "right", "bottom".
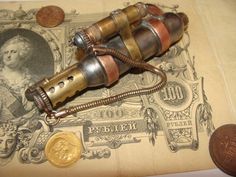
{"left": 0, "top": 0, "right": 235, "bottom": 177}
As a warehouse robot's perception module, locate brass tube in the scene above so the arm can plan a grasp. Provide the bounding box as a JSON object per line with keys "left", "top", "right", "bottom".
{"left": 74, "top": 2, "right": 147, "bottom": 50}
{"left": 87, "top": 2, "right": 147, "bottom": 43}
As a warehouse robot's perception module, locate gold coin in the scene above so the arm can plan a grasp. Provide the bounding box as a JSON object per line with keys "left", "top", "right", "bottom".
{"left": 45, "top": 132, "right": 82, "bottom": 168}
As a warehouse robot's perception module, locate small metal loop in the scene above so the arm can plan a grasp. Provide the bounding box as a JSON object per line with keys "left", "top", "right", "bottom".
{"left": 92, "top": 45, "right": 107, "bottom": 55}
{"left": 44, "top": 113, "right": 60, "bottom": 126}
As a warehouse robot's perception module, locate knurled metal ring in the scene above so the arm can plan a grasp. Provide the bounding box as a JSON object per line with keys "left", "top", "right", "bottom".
{"left": 35, "top": 87, "right": 53, "bottom": 112}
{"left": 74, "top": 30, "right": 93, "bottom": 51}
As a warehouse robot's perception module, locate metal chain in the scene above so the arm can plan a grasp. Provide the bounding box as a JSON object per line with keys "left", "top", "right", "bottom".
{"left": 44, "top": 46, "right": 167, "bottom": 126}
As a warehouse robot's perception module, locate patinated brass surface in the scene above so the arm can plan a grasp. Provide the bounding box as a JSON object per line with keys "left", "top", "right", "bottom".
{"left": 42, "top": 65, "right": 87, "bottom": 108}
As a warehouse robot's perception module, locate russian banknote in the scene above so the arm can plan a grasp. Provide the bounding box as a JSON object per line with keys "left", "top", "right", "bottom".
{"left": 0, "top": 0, "right": 235, "bottom": 176}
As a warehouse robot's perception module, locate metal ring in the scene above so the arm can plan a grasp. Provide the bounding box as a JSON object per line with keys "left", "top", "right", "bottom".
{"left": 97, "top": 55, "right": 119, "bottom": 86}
{"left": 146, "top": 18, "right": 171, "bottom": 53}
{"left": 35, "top": 87, "right": 53, "bottom": 112}
{"left": 44, "top": 113, "right": 60, "bottom": 126}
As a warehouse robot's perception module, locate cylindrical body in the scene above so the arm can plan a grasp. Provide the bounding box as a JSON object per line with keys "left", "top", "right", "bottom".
{"left": 26, "top": 12, "right": 188, "bottom": 113}
{"left": 74, "top": 2, "right": 147, "bottom": 50}
{"left": 87, "top": 2, "right": 147, "bottom": 42}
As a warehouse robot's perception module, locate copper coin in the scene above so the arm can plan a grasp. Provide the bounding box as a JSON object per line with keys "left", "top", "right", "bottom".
{"left": 209, "top": 124, "right": 236, "bottom": 176}
{"left": 36, "top": 5, "right": 65, "bottom": 28}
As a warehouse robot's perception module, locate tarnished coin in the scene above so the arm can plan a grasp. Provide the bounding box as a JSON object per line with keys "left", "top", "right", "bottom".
{"left": 36, "top": 5, "right": 65, "bottom": 28}
{"left": 209, "top": 124, "right": 236, "bottom": 176}
{"left": 45, "top": 131, "right": 82, "bottom": 168}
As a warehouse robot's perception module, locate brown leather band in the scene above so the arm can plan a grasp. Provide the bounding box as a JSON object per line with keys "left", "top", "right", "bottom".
{"left": 97, "top": 55, "right": 119, "bottom": 86}
{"left": 147, "top": 18, "right": 171, "bottom": 53}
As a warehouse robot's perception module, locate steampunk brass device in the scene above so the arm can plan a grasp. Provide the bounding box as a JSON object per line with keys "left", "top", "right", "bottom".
{"left": 25, "top": 2, "right": 189, "bottom": 125}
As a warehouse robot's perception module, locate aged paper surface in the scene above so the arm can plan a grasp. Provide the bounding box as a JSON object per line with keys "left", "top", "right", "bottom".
{"left": 0, "top": 0, "right": 235, "bottom": 177}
